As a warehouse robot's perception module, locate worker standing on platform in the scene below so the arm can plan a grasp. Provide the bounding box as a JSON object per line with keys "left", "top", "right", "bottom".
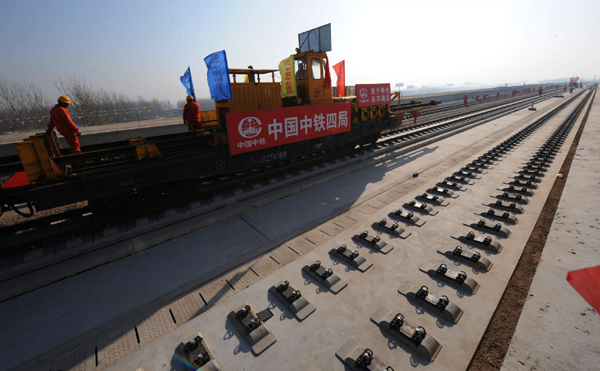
{"left": 538, "top": 87, "right": 543, "bottom": 96}
{"left": 45, "top": 95, "right": 81, "bottom": 154}
{"left": 182, "top": 95, "right": 203, "bottom": 132}
{"left": 463, "top": 94, "right": 468, "bottom": 107}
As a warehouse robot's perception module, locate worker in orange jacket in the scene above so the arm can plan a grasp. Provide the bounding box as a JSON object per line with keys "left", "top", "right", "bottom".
{"left": 182, "top": 95, "right": 203, "bottom": 132}
{"left": 463, "top": 94, "right": 468, "bottom": 107}
{"left": 45, "top": 95, "right": 81, "bottom": 154}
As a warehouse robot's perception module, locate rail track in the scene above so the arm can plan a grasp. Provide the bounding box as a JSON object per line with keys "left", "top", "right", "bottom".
{"left": 0, "top": 90, "right": 574, "bottom": 255}
{"left": 0, "top": 90, "right": 566, "bottom": 249}
{"left": 8, "top": 86, "right": 593, "bottom": 371}
{"left": 0, "top": 88, "right": 584, "bottom": 309}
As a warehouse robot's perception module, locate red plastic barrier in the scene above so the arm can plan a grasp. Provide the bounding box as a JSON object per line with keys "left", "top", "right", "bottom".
{"left": 1, "top": 171, "right": 30, "bottom": 189}
{"left": 567, "top": 265, "right": 600, "bottom": 313}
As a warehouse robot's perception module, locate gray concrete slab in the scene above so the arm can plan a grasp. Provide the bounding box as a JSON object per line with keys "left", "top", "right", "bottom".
{"left": 0, "top": 216, "right": 270, "bottom": 370}
{"left": 501, "top": 93, "right": 600, "bottom": 371}
{"left": 4, "top": 93, "right": 586, "bottom": 370}
{"left": 101, "top": 95, "right": 587, "bottom": 370}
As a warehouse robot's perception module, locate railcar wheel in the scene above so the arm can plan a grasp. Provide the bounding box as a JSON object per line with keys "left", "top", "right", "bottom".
{"left": 359, "top": 133, "right": 380, "bottom": 147}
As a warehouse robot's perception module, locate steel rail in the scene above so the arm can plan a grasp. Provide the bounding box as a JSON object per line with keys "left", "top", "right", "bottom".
{"left": 0, "top": 89, "right": 587, "bottom": 256}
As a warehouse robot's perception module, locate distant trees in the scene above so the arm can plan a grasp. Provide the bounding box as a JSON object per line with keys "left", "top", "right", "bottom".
{"left": 54, "top": 75, "right": 173, "bottom": 127}
{"left": 0, "top": 78, "right": 51, "bottom": 133}
{"left": 178, "top": 98, "right": 215, "bottom": 111}
{"left": 0, "top": 75, "right": 184, "bottom": 135}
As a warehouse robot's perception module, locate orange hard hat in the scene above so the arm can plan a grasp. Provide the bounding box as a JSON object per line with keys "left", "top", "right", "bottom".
{"left": 186, "top": 95, "right": 194, "bottom": 100}
{"left": 58, "top": 95, "right": 71, "bottom": 104}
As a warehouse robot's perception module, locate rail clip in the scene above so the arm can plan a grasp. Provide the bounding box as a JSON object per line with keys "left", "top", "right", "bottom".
{"left": 403, "top": 200, "right": 439, "bottom": 216}
{"left": 227, "top": 303, "right": 276, "bottom": 355}
{"left": 398, "top": 284, "right": 464, "bottom": 323}
{"left": 336, "top": 338, "right": 395, "bottom": 371}
{"left": 330, "top": 244, "right": 373, "bottom": 272}
{"left": 370, "top": 308, "right": 442, "bottom": 361}
{"left": 447, "top": 175, "right": 474, "bottom": 185}
{"left": 465, "top": 219, "right": 511, "bottom": 238}
{"left": 416, "top": 192, "right": 449, "bottom": 206}
{"left": 456, "top": 231, "right": 503, "bottom": 253}
{"left": 514, "top": 174, "right": 541, "bottom": 183}
{"left": 268, "top": 280, "right": 316, "bottom": 321}
{"left": 427, "top": 186, "right": 458, "bottom": 198}
{"left": 352, "top": 231, "right": 394, "bottom": 253}
{"left": 388, "top": 209, "right": 425, "bottom": 226}
{"left": 437, "top": 180, "right": 465, "bottom": 191}
{"left": 487, "top": 200, "right": 524, "bottom": 214}
{"left": 470, "top": 160, "right": 492, "bottom": 169}
{"left": 178, "top": 333, "right": 220, "bottom": 371}
{"left": 499, "top": 186, "right": 534, "bottom": 197}
{"left": 495, "top": 192, "right": 529, "bottom": 204}
{"left": 478, "top": 209, "right": 518, "bottom": 224}
{"left": 371, "top": 219, "right": 411, "bottom": 239}
{"left": 438, "top": 246, "right": 493, "bottom": 272}
{"left": 462, "top": 165, "right": 486, "bottom": 174}
{"left": 302, "top": 261, "right": 348, "bottom": 293}
{"left": 420, "top": 263, "right": 479, "bottom": 294}
{"left": 508, "top": 179, "right": 538, "bottom": 189}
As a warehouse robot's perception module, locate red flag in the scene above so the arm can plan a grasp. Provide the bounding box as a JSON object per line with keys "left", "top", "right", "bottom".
{"left": 567, "top": 265, "right": 600, "bottom": 313}
{"left": 323, "top": 53, "right": 332, "bottom": 89}
{"left": 332, "top": 60, "right": 345, "bottom": 97}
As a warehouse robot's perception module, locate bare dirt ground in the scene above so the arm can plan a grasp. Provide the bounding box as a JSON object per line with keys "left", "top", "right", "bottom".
{"left": 467, "top": 94, "right": 594, "bottom": 370}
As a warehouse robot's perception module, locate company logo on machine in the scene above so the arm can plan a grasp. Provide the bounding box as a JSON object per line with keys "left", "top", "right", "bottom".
{"left": 238, "top": 117, "right": 262, "bottom": 138}
{"left": 356, "top": 84, "right": 391, "bottom": 108}
{"left": 227, "top": 102, "right": 351, "bottom": 155}
{"left": 314, "top": 87, "right": 321, "bottom": 96}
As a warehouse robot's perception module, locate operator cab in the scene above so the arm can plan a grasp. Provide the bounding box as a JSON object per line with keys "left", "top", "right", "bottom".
{"left": 293, "top": 51, "right": 332, "bottom": 105}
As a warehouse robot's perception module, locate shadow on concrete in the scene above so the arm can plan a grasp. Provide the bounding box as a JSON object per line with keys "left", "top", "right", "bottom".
{"left": 411, "top": 302, "right": 456, "bottom": 329}
{"left": 16, "top": 144, "right": 442, "bottom": 370}
{"left": 349, "top": 239, "right": 386, "bottom": 255}
{"left": 451, "top": 235, "right": 502, "bottom": 256}
{"left": 381, "top": 146, "right": 439, "bottom": 170}
{"left": 429, "top": 276, "right": 472, "bottom": 299}
{"left": 169, "top": 342, "right": 197, "bottom": 371}
{"left": 375, "top": 326, "right": 432, "bottom": 367}
{"left": 301, "top": 268, "right": 327, "bottom": 295}
{"left": 266, "top": 290, "right": 297, "bottom": 322}
{"left": 223, "top": 315, "right": 252, "bottom": 356}
{"left": 328, "top": 252, "right": 360, "bottom": 273}
{"left": 450, "top": 258, "right": 484, "bottom": 275}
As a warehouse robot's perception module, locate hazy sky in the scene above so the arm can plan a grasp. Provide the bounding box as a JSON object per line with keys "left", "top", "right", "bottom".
{"left": 1, "top": 0, "right": 598, "bottom": 103}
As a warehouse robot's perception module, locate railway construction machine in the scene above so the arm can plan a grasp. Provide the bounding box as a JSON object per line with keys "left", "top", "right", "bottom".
{"left": 0, "top": 37, "right": 438, "bottom": 217}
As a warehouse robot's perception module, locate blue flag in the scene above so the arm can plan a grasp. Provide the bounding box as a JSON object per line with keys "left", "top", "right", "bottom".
{"left": 204, "top": 50, "right": 232, "bottom": 100}
{"left": 180, "top": 67, "right": 196, "bottom": 102}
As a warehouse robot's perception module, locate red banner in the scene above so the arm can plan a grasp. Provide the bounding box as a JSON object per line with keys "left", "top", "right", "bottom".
{"left": 356, "top": 83, "right": 391, "bottom": 107}
{"left": 227, "top": 103, "right": 351, "bottom": 155}
{"left": 333, "top": 60, "right": 345, "bottom": 97}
